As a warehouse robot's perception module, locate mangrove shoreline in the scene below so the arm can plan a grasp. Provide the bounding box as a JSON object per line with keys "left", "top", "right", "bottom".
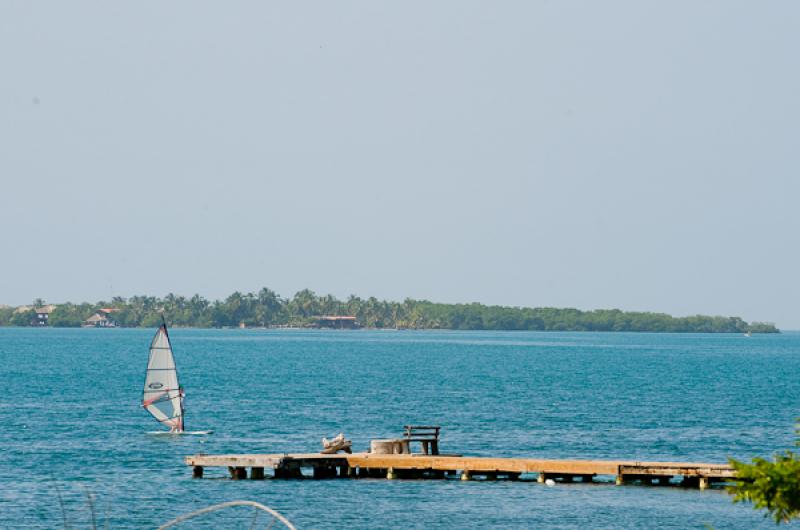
{"left": 0, "top": 288, "right": 779, "bottom": 333}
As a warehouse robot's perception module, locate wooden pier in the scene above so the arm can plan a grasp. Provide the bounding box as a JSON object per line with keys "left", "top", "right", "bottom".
{"left": 185, "top": 453, "right": 736, "bottom": 489}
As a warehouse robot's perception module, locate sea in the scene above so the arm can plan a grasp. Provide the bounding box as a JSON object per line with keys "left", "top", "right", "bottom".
{"left": 0, "top": 328, "right": 797, "bottom": 529}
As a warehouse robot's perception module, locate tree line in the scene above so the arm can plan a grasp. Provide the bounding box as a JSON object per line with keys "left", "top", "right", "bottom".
{"left": 0, "top": 288, "right": 779, "bottom": 333}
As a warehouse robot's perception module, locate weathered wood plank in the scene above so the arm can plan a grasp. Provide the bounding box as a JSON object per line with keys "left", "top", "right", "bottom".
{"left": 619, "top": 464, "right": 736, "bottom": 478}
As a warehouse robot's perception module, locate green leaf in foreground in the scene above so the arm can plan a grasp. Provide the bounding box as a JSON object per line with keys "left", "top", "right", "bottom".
{"left": 728, "top": 424, "right": 800, "bottom": 523}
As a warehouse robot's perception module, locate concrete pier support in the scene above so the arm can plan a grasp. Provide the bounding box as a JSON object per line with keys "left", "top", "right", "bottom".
{"left": 228, "top": 466, "right": 247, "bottom": 480}
{"left": 314, "top": 465, "right": 337, "bottom": 479}
{"left": 275, "top": 464, "right": 303, "bottom": 479}
{"left": 386, "top": 467, "right": 397, "bottom": 480}
{"left": 461, "top": 470, "right": 471, "bottom": 481}
{"left": 615, "top": 475, "right": 624, "bottom": 486}
{"left": 699, "top": 477, "right": 710, "bottom": 490}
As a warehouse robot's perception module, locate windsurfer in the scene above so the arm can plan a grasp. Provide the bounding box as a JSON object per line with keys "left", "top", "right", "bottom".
{"left": 168, "top": 385, "right": 186, "bottom": 433}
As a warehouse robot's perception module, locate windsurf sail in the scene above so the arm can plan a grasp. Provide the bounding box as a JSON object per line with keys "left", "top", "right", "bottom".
{"left": 142, "top": 323, "right": 184, "bottom": 432}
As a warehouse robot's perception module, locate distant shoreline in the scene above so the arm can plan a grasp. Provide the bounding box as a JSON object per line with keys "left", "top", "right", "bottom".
{"left": 0, "top": 288, "right": 780, "bottom": 334}
{"left": 0, "top": 326, "right": 781, "bottom": 334}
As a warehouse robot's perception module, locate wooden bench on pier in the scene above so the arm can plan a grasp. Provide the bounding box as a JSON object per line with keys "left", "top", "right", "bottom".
{"left": 403, "top": 425, "right": 440, "bottom": 455}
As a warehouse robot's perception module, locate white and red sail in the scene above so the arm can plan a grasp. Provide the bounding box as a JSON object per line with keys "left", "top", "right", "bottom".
{"left": 142, "top": 324, "right": 184, "bottom": 432}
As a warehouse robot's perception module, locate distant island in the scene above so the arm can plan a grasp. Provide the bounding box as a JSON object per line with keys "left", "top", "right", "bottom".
{"left": 0, "top": 288, "right": 779, "bottom": 333}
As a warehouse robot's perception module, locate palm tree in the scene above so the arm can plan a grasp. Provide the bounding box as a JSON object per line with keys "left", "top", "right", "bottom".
{"left": 255, "top": 288, "right": 283, "bottom": 326}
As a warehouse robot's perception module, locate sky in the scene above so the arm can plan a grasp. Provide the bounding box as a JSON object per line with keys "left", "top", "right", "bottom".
{"left": 1, "top": 2, "right": 798, "bottom": 328}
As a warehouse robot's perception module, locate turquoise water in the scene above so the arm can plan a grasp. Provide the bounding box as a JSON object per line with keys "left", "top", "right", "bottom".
{"left": 0, "top": 328, "right": 797, "bottom": 528}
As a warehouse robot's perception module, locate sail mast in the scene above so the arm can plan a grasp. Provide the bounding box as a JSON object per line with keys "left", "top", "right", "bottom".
{"left": 161, "top": 316, "right": 185, "bottom": 431}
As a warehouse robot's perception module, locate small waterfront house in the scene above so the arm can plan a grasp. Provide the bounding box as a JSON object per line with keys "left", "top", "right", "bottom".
{"left": 312, "top": 316, "right": 359, "bottom": 329}
{"left": 83, "top": 308, "right": 118, "bottom": 328}
{"left": 10, "top": 304, "right": 57, "bottom": 326}
{"left": 34, "top": 305, "right": 57, "bottom": 325}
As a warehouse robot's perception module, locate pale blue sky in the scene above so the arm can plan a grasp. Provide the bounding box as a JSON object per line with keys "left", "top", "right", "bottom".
{"left": 1, "top": 2, "right": 798, "bottom": 328}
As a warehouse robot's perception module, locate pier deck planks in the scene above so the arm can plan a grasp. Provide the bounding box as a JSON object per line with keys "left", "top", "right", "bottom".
{"left": 185, "top": 453, "right": 736, "bottom": 487}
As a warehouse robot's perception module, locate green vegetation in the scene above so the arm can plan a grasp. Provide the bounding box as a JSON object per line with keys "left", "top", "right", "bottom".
{"left": 0, "top": 306, "right": 15, "bottom": 326}
{"left": 48, "top": 303, "right": 97, "bottom": 327}
{"left": 9, "top": 308, "right": 36, "bottom": 327}
{"left": 0, "top": 289, "right": 779, "bottom": 332}
{"left": 728, "top": 423, "right": 800, "bottom": 523}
